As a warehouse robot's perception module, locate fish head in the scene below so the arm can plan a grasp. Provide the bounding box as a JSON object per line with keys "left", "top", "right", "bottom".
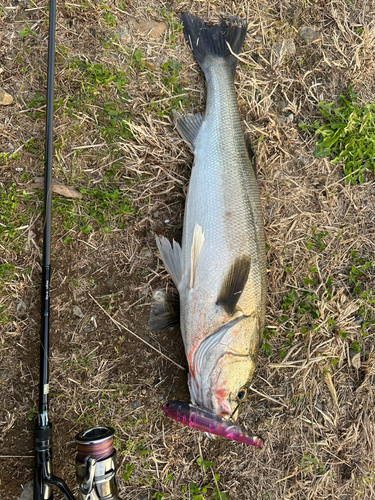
{"left": 188, "top": 313, "right": 260, "bottom": 420}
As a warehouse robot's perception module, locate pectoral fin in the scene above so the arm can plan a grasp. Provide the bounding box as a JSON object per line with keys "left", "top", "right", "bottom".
{"left": 156, "top": 236, "right": 182, "bottom": 288}
{"left": 216, "top": 256, "right": 251, "bottom": 316}
{"left": 190, "top": 223, "right": 204, "bottom": 289}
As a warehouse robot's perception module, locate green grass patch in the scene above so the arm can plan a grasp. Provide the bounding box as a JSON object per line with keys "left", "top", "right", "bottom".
{"left": 348, "top": 250, "right": 373, "bottom": 294}
{"left": 305, "top": 227, "right": 328, "bottom": 251}
{"left": 0, "top": 152, "right": 21, "bottom": 164}
{"left": 65, "top": 60, "right": 133, "bottom": 146}
{"left": 52, "top": 186, "right": 134, "bottom": 241}
{"left": 157, "top": 7, "right": 183, "bottom": 45}
{"left": 0, "top": 183, "right": 29, "bottom": 254}
{"left": 299, "top": 87, "right": 375, "bottom": 184}
{"left": 147, "top": 59, "right": 191, "bottom": 117}
{"left": 27, "top": 59, "right": 134, "bottom": 149}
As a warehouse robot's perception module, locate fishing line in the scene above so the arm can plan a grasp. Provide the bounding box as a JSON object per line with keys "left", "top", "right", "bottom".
{"left": 230, "top": 403, "right": 241, "bottom": 420}
{"left": 76, "top": 427, "right": 115, "bottom": 462}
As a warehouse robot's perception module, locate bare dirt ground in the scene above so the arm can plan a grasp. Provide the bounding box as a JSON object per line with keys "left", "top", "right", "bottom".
{"left": 1, "top": 0, "right": 375, "bottom": 499}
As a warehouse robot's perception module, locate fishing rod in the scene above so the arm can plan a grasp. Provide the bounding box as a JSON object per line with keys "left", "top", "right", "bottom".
{"left": 33, "top": 2, "right": 120, "bottom": 499}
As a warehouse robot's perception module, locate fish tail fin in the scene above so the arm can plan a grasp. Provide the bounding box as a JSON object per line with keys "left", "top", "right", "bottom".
{"left": 181, "top": 12, "right": 248, "bottom": 75}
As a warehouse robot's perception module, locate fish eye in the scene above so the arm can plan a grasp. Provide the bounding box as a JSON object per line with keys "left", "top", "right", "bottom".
{"left": 237, "top": 389, "right": 248, "bottom": 402}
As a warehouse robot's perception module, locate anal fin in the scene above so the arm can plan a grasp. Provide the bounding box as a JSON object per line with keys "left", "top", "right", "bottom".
{"left": 147, "top": 289, "right": 180, "bottom": 332}
{"left": 216, "top": 256, "right": 251, "bottom": 316}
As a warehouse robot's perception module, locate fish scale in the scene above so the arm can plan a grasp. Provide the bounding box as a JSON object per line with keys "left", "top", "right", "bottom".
{"left": 180, "top": 57, "right": 266, "bottom": 354}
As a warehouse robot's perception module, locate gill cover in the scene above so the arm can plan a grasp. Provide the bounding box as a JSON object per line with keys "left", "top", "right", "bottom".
{"left": 188, "top": 313, "right": 260, "bottom": 415}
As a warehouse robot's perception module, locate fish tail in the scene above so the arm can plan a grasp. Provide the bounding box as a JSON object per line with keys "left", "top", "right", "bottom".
{"left": 181, "top": 12, "right": 248, "bottom": 75}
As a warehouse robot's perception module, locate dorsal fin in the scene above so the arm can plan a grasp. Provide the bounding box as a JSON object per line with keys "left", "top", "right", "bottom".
{"left": 216, "top": 256, "right": 251, "bottom": 315}
{"left": 190, "top": 223, "right": 204, "bottom": 289}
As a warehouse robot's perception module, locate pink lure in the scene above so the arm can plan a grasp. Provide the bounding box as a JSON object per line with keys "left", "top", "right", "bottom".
{"left": 162, "top": 401, "right": 263, "bottom": 448}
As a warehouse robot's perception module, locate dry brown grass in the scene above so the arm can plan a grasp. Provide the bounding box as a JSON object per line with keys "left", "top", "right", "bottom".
{"left": 1, "top": 0, "right": 375, "bottom": 498}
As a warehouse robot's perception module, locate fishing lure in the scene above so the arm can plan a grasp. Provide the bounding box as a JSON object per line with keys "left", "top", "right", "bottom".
{"left": 162, "top": 401, "right": 263, "bottom": 448}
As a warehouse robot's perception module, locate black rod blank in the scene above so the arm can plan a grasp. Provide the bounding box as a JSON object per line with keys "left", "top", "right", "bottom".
{"left": 34, "top": 1, "right": 57, "bottom": 499}
{"left": 38, "top": 0, "right": 56, "bottom": 428}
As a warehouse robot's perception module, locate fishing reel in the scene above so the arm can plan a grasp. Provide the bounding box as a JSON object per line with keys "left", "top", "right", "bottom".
{"left": 75, "top": 427, "right": 119, "bottom": 500}
{"left": 34, "top": 424, "right": 120, "bottom": 500}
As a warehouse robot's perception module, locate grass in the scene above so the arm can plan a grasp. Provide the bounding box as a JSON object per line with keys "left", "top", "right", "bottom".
{"left": 299, "top": 86, "right": 375, "bottom": 184}
{"left": 157, "top": 7, "right": 183, "bottom": 45}
{"left": 146, "top": 58, "right": 192, "bottom": 116}
{"left": 123, "top": 454, "right": 228, "bottom": 500}
{"left": 53, "top": 186, "right": 134, "bottom": 242}
{"left": 0, "top": 183, "right": 29, "bottom": 255}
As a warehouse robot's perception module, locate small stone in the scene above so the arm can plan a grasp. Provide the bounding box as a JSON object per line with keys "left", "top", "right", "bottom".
{"left": 350, "top": 349, "right": 361, "bottom": 369}
{"left": 20, "top": 481, "right": 33, "bottom": 500}
{"left": 0, "top": 370, "right": 12, "bottom": 380}
{"left": 73, "top": 305, "right": 84, "bottom": 318}
{"left": 299, "top": 26, "right": 322, "bottom": 44}
{"left": 353, "top": 316, "right": 364, "bottom": 326}
{"left": 275, "top": 39, "right": 296, "bottom": 57}
{"left": 273, "top": 40, "right": 296, "bottom": 66}
{"left": 131, "top": 399, "right": 142, "bottom": 409}
{"left": 83, "top": 326, "right": 94, "bottom": 333}
{"left": 0, "top": 88, "right": 13, "bottom": 105}
{"left": 312, "top": 176, "right": 326, "bottom": 186}
{"left": 128, "top": 17, "right": 167, "bottom": 38}
{"left": 141, "top": 248, "right": 152, "bottom": 258}
{"left": 16, "top": 300, "right": 27, "bottom": 314}
{"left": 117, "top": 25, "right": 131, "bottom": 43}
{"left": 287, "top": 113, "right": 294, "bottom": 121}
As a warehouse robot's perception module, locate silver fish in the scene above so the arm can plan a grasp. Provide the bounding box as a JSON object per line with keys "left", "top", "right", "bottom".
{"left": 150, "top": 13, "right": 267, "bottom": 418}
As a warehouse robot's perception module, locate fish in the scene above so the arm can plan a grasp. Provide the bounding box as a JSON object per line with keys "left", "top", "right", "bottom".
{"left": 162, "top": 401, "right": 263, "bottom": 447}
{"left": 149, "top": 12, "right": 267, "bottom": 420}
